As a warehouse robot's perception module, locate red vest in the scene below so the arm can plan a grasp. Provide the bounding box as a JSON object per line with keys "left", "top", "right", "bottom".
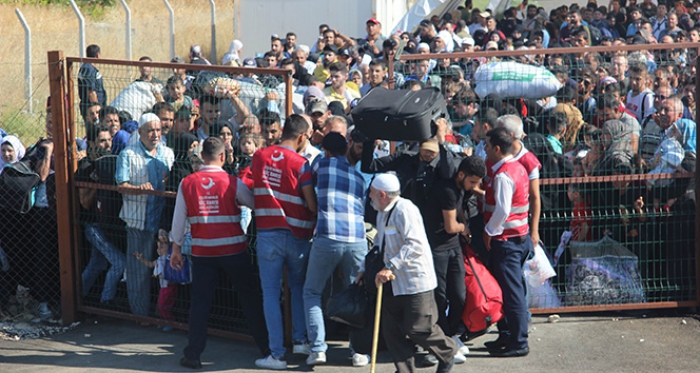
{"left": 252, "top": 145, "right": 315, "bottom": 239}
{"left": 180, "top": 169, "right": 247, "bottom": 257}
{"left": 512, "top": 147, "right": 541, "bottom": 179}
{"left": 484, "top": 159, "right": 530, "bottom": 240}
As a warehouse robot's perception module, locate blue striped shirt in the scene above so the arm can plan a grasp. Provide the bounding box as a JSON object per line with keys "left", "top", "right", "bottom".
{"left": 312, "top": 156, "right": 365, "bottom": 243}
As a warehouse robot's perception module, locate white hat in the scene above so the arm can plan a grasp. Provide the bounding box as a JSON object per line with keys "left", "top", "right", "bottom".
{"left": 139, "top": 113, "right": 160, "bottom": 128}
{"left": 462, "top": 37, "right": 475, "bottom": 46}
{"left": 371, "top": 173, "right": 400, "bottom": 193}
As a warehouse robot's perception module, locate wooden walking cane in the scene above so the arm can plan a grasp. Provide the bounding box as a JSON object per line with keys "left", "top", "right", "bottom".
{"left": 370, "top": 274, "right": 394, "bottom": 373}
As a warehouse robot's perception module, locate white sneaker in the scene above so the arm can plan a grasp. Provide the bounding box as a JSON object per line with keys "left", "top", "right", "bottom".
{"left": 352, "top": 353, "right": 370, "bottom": 367}
{"left": 453, "top": 352, "right": 467, "bottom": 364}
{"left": 453, "top": 335, "right": 470, "bottom": 356}
{"left": 255, "top": 355, "right": 287, "bottom": 370}
{"left": 306, "top": 351, "right": 326, "bottom": 365}
{"left": 292, "top": 342, "right": 311, "bottom": 355}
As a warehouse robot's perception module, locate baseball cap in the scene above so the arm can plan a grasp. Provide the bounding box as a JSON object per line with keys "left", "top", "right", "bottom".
{"left": 175, "top": 107, "right": 192, "bottom": 119}
{"left": 171, "top": 56, "right": 185, "bottom": 64}
{"left": 243, "top": 57, "right": 257, "bottom": 67}
{"left": 367, "top": 18, "right": 380, "bottom": 25}
{"left": 462, "top": 37, "right": 475, "bottom": 46}
{"left": 485, "top": 41, "right": 499, "bottom": 50}
{"left": 339, "top": 48, "right": 351, "bottom": 57}
{"left": 479, "top": 11, "right": 490, "bottom": 18}
{"left": 419, "top": 19, "right": 432, "bottom": 28}
{"left": 307, "top": 97, "right": 329, "bottom": 115}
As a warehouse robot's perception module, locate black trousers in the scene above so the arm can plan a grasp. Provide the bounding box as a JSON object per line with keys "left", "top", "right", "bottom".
{"left": 381, "top": 288, "right": 457, "bottom": 373}
{"left": 432, "top": 247, "right": 466, "bottom": 336}
{"left": 184, "top": 253, "right": 270, "bottom": 360}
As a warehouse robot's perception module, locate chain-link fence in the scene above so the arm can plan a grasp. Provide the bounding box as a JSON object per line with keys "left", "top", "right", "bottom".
{"left": 51, "top": 55, "right": 294, "bottom": 339}
{"left": 0, "top": 68, "right": 64, "bottom": 324}
{"left": 390, "top": 42, "right": 699, "bottom": 311}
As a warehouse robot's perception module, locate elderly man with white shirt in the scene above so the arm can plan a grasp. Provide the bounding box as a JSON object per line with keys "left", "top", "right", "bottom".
{"left": 116, "top": 113, "right": 174, "bottom": 318}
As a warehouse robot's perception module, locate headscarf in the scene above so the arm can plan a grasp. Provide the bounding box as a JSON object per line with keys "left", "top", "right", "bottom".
{"left": 111, "top": 129, "right": 131, "bottom": 155}
{"left": 0, "top": 135, "right": 26, "bottom": 175}
{"left": 673, "top": 118, "right": 697, "bottom": 154}
{"left": 210, "top": 120, "right": 234, "bottom": 138}
{"left": 222, "top": 39, "right": 243, "bottom": 66}
{"left": 173, "top": 133, "right": 198, "bottom": 161}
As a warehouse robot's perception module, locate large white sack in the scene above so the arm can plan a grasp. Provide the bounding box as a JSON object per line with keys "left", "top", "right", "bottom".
{"left": 474, "top": 61, "right": 562, "bottom": 100}
{"left": 111, "top": 81, "right": 159, "bottom": 120}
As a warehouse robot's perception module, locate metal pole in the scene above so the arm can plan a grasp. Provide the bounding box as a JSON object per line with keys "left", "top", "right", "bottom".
{"left": 119, "top": 0, "right": 132, "bottom": 60}
{"left": 48, "top": 50, "right": 77, "bottom": 325}
{"left": 163, "top": 0, "right": 175, "bottom": 59}
{"left": 69, "top": 0, "right": 85, "bottom": 58}
{"left": 15, "top": 8, "right": 32, "bottom": 114}
{"left": 209, "top": 0, "right": 217, "bottom": 63}
{"left": 695, "top": 51, "right": 700, "bottom": 308}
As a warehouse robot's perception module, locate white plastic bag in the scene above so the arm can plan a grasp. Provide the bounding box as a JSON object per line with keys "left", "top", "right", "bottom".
{"left": 474, "top": 61, "right": 562, "bottom": 99}
{"left": 110, "top": 81, "right": 158, "bottom": 120}
{"left": 524, "top": 243, "right": 556, "bottom": 288}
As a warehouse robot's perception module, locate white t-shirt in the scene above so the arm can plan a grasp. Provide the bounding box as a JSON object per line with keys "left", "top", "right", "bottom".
{"left": 626, "top": 89, "right": 655, "bottom": 121}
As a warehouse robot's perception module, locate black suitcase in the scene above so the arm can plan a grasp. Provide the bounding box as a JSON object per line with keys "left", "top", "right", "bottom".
{"left": 351, "top": 87, "right": 446, "bottom": 141}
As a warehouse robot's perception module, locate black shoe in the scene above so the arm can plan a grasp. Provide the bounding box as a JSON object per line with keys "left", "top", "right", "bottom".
{"left": 180, "top": 356, "right": 202, "bottom": 369}
{"left": 490, "top": 346, "right": 529, "bottom": 357}
{"left": 436, "top": 356, "right": 455, "bottom": 373}
{"left": 484, "top": 338, "right": 508, "bottom": 351}
{"left": 463, "top": 328, "right": 488, "bottom": 342}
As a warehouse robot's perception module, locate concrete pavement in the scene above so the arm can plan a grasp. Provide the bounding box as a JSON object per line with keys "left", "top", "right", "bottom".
{"left": 1, "top": 311, "right": 700, "bottom": 372}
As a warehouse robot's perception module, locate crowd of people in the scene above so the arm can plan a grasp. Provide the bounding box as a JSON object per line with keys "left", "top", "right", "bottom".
{"left": 0, "top": 0, "right": 698, "bottom": 371}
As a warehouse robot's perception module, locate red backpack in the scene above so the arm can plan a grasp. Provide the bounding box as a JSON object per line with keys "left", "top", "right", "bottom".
{"left": 462, "top": 245, "right": 504, "bottom": 333}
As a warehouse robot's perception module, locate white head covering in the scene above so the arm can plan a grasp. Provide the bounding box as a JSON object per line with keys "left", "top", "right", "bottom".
{"left": 437, "top": 30, "right": 455, "bottom": 52}
{"left": 222, "top": 39, "right": 243, "bottom": 65}
{"left": 129, "top": 113, "right": 161, "bottom": 146}
{"left": 371, "top": 173, "right": 400, "bottom": 193}
{"left": 0, "top": 135, "right": 26, "bottom": 175}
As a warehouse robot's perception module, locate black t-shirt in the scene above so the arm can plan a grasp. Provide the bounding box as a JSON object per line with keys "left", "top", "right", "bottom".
{"left": 422, "top": 178, "right": 463, "bottom": 251}
{"left": 76, "top": 158, "right": 98, "bottom": 223}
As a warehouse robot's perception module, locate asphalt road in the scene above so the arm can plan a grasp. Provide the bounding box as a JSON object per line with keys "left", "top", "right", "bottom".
{"left": 1, "top": 310, "right": 700, "bottom": 373}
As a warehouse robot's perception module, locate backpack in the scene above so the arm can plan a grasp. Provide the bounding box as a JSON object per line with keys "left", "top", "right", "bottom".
{"left": 462, "top": 245, "right": 504, "bottom": 333}
{"left": 0, "top": 161, "right": 41, "bottom": 214}
{"left": 588, "top": 24, "right": 603, "bottom": 46}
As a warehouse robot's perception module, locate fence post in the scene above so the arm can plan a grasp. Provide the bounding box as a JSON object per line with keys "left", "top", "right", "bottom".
{"left": 15, "top": 8, "right": 32, "bottom": 114}
{"left": 118, "top": 0, "right": 132, "bottom": 60}
{"left": 208, "top": 0, "right": 217, "bottom": 64}
{"left": 163, "top": 0, "right": 175, "bottom": 59}
{"left": 69, "top": 0, "right": 85, "bottom": 58}
{"left": 695, "top": 51, "right": 700, "bottom": 307}
{"left": 48, "top": 50, "right": 78, "bottom": 325}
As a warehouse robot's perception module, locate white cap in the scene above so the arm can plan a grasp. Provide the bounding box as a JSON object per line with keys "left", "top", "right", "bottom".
{"left": 371, "top": 173, "right": 401, "bottom": 193}
{"left": 462, "top": 37, "right": 475, "bottom": 46}
{"left": 139, "top": 113, "right": 160, "bottom": 128}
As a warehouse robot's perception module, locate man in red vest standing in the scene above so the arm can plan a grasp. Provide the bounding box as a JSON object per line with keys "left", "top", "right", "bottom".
{"left": 482, "top": 127, "right": 533, "bottom": 358}
{"left": 252, "top": 114, "right": 317, "bottom": 370}
{"left": 170, "top": 137, "right": 269, "bottom": 369}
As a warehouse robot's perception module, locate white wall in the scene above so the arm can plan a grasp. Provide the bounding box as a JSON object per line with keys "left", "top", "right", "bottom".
{"left": 235, "top": 0, "right": 404, "bottom": 58}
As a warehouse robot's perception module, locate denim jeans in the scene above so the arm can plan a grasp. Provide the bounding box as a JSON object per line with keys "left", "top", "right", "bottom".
{"left": 256, "top": 229, "right": 310, "bottom": 359}
{"left": 81, "top": 223, "right": 126, "bottom": 303}
{"left": 303, "top": 236, "right": 366, "bottom": 353}
{"left": 126, "top": 228, "right": 156, "bottom": 317}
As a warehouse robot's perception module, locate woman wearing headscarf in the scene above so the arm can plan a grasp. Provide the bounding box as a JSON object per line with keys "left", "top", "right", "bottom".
{"left": 209, "top": 120, "right": 237, "bottom": 174}
{"left": 222, "top": 39, "right": 243, "bottom": 66}
{"left": 0, "top": 135, "right": 26, "bottom": 175}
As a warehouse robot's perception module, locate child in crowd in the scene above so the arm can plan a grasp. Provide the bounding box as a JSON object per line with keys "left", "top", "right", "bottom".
{"left": 134, "top": 241, "right": 177, "bottom": 331}
{"left": 646, "top": 124, "right": 685, "bottom": 210}
{"left": 166, "top": 75, "right": 195, "bottom": 113}
{"left": 567, "top": 184, "right": 592, "bottom": 242}
{"left": 546, "top": 112, "right": 568, "bottom": 155}
{"left": 236, "top": 132, "right": 263, "bottom": 233}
